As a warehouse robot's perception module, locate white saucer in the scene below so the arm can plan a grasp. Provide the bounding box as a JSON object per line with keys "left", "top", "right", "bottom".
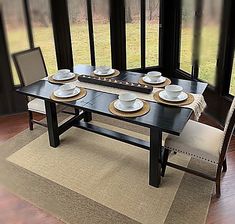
{"left": 53, "top": 72, "right": 75, "bottom": 81}
{"left": 114, "top": 99, "right": 144, "bottom": 112}
{"left": 94, "top": 69, "right": 115, "bottom": 76}
{"left": 159, "top": 90, "right": 188, "bottom": 102}
{"left": 142, "top": 76, "right": 166, "bottom": 84}
{"left": 54, "top": 87, "right": 80, "bottom": 98}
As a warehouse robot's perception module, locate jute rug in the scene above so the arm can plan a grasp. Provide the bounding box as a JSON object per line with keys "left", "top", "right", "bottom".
{"left": 0, "top": 115, "right": 215, "bottom": 224}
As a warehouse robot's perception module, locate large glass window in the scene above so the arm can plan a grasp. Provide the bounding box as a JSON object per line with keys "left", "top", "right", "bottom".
{"left": 125, "top": 0, "right": 141, "bottom": 69}
{"left": 68, "top": 0, "right": 90, "bottom": 65}
{"left": 229, "top": 54, "right": 235, "bottom": 95}
{"left": 68, "top": 0, "right": 111, "bottom": 66}
{"left": 92, "top": 0, "right": 111, "bottom": 66}
{"left": 199, "top": 0, "right": 222, "bottom": 85}
{"left": 29, "top": 0, "right": 57, "bottom": 75}
{"left": 2, "top": 0, "right": 29, "bottom": 85}
{"left": 146, "top": 0, "right": 160, "bottom": 67}
{"left": 125, "top": 0, "right": 159, "bottom": 69}
{"left": 180, "top": 0, "right": 222, "bottom": 85}
{"left": 180, "top": 0, "right": 194, "bottom": 74}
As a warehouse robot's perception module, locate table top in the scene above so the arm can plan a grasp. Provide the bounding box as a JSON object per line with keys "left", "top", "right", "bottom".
{"left": 17, "top": 65, "right": 207, "bottom": 135}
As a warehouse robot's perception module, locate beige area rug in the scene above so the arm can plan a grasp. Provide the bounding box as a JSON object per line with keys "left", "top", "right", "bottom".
{"left": 0, "top": 115, "right": 215, "bottom": 224}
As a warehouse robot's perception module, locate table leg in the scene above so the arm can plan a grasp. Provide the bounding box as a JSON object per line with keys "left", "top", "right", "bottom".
{"left": 149, "top": 127, "right": 162, "bottom": 187}
{"left": 84, "top": 111, "right": 92, "bottom": 122}
{"left": 45, "top": 101, "right": 60, "bottom": 147}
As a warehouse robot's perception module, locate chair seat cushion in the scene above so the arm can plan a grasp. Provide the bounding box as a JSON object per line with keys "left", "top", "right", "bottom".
{"left": 28, "top": 99, "right": 66, "bottom": 115}
{"left": 28, "top": 98, "right": 46, "bottom": 114}
{"left": 165, "top": 120, "right": 224, "bottom": 164}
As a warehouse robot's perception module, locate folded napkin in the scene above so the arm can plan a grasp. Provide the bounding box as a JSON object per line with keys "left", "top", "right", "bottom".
{"left": 74, "top": 80, "right": 206, "bottom": 121}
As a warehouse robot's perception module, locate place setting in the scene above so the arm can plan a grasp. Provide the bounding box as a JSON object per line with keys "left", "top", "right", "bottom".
{"left": 153, "top": 84, "right": 194, "bottom": 106}
{"left": 139, "top": 71, "right": 171, "bottom": 88}
{"left": 50, "top": 82, "right": 87, "bottom": 102}
{"left": 109, "top": 92, "right": 150, "bottom": 118}
{"left": 48, "top": 69, "right": 79, "bottom": 84}
{"left": 92, "top": 66, "right": 120, "bottom": 78}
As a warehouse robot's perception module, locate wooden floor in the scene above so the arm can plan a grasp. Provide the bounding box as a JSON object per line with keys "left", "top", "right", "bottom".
{"left": 0, "top": 112, "right": 235, "bottom": 224}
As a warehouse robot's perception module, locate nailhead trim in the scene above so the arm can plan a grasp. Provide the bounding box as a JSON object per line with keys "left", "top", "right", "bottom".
{"left": 165, "top": 146, "right": 218, "bottom": 164}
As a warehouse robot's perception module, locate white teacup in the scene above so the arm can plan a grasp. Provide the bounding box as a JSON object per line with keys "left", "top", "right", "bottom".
{"left": 146, "top": 71, "right": 161, "bottom": 82}
{"left": 97, "top": 66, "right": 111, "bottom": 74}
{"left": 56, "top": 69, "right": 71, "bottom": 78}
{"left": 58, "top": 69, "right": 70, "bottom": 75}
{"left": 118, "top": 92, "right": 137, "bottom": 108}
{"left": 58, "top": 69, "right": 70, "bottom": 73}
{"left": 59, "top": 83, "right": 76, "bottom": 95}
{"left": 165, "top": 85, "right": 183, "bottom": 99}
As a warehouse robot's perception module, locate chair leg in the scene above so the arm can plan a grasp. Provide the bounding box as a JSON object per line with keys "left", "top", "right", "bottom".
{"left": 216, "top": 178, "right": 221, "bottom": 198}
{"left": 28, "top": 110, "right": 33, "bottom": 130}
{"left": 216, "top": 166, "right": 222, "bottom": 198}
{"left": 161, "top": 148, "right": 170, "bottom": 177}
{"left": 222, "top": 159, "right": 227, "bottom": 172}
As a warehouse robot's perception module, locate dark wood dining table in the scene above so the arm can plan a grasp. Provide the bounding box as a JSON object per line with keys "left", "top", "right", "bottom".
{"left": 17, "top": 64, "right": 207, "bottom": 188}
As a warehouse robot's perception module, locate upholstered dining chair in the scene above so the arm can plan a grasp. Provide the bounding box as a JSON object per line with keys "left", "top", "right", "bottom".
{"left": 162, "top": 97, "right": 235, "bottom": 197}
{"left": 12, "top": 47, "right": 65, "bottom": 130}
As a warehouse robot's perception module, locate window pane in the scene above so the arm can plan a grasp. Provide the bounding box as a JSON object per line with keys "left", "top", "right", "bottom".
{"left": 199, "top": 0, "right": 222, "bottom": 85}
{"left": 68, "top": 0, "right": 90, "bottom": 65}
{"left": 146, "top": 0, "right": 160, "bottom": 67}
{"left": 125, "top": 0, "right": 141, "bottom": 69}
{"left": 180, "top": 0, "right": 222, "bottom": 85}
{"left": 2, "top": 0, "right": 29, "bottom": 85}
{"left": 92, "top": 0, "right": 111, "bottom": 66}
{"left": 229, "top": 54, "right": 235, "bottom": 95}
{"left": 180, "top": 0, "right": 194, "bottom": 74}
{"left": 29, "top": 0, "right": 57, "bottom": 75}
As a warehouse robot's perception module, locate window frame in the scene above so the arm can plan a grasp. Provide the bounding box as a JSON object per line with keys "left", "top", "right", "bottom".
{"left": 177, "top": 0, "right": 235, "bottom": 98}
{"left": 175, "top": 0, "right": 235, "bottom": 123}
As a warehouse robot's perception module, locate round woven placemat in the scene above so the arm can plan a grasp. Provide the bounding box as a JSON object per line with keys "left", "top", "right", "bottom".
{"left": 153, "top": 90, "right": 194, "bottom": 106}
{"left": 48, "top": 74, "right": 79, "bottom": 84}
{"left": 92, "top": 69, "right": 120, "bottom": 78}
{"left": 138, "top": 77, "right": 171, "bottom": 88}
{"left": 50, "top": 88, "right": 87, "bottom": 102}
{"left": 109, "top": 100, "right": 150, "bottom": 118}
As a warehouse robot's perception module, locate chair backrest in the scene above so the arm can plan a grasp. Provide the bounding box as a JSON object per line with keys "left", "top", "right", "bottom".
{"left": 12, "top": 47, "right": 48, "bottom": 86}
{"left": 220, "top": 97, "right": 235, "bottom": 164}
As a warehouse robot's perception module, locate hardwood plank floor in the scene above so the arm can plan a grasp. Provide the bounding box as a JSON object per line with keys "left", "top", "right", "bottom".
{"left": 0, "top": 112, "right": 62, "bottom": 224}
{"left": 206, "top": 151, "right": 235, "bottom": 224}
{"left": 0, "top": 112, "right": 44, "bottom": 143}
{"left": 0, "top": 186, "right": 62, "bottom": 224}
{"left": 0, "top": 112, "right": 235, "bottom": 224}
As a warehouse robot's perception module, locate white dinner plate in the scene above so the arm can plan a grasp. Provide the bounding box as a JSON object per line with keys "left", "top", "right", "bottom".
{"left": 94, "top": 69, "right": 115, "bottom": 76}
{"left": 159, "top": 90, "right": 188, "bottom": 102}
{"left": 114, "top": 99, "right": 144, "bottom": 112}
{"left": 53, "top": 72, "right": 76, "bottom": 81}
{"left": 142, "top": 76, "right": 166, "bottom": 84}
{"left": 54, "top": 87, "right": 80, "bottom": 98}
